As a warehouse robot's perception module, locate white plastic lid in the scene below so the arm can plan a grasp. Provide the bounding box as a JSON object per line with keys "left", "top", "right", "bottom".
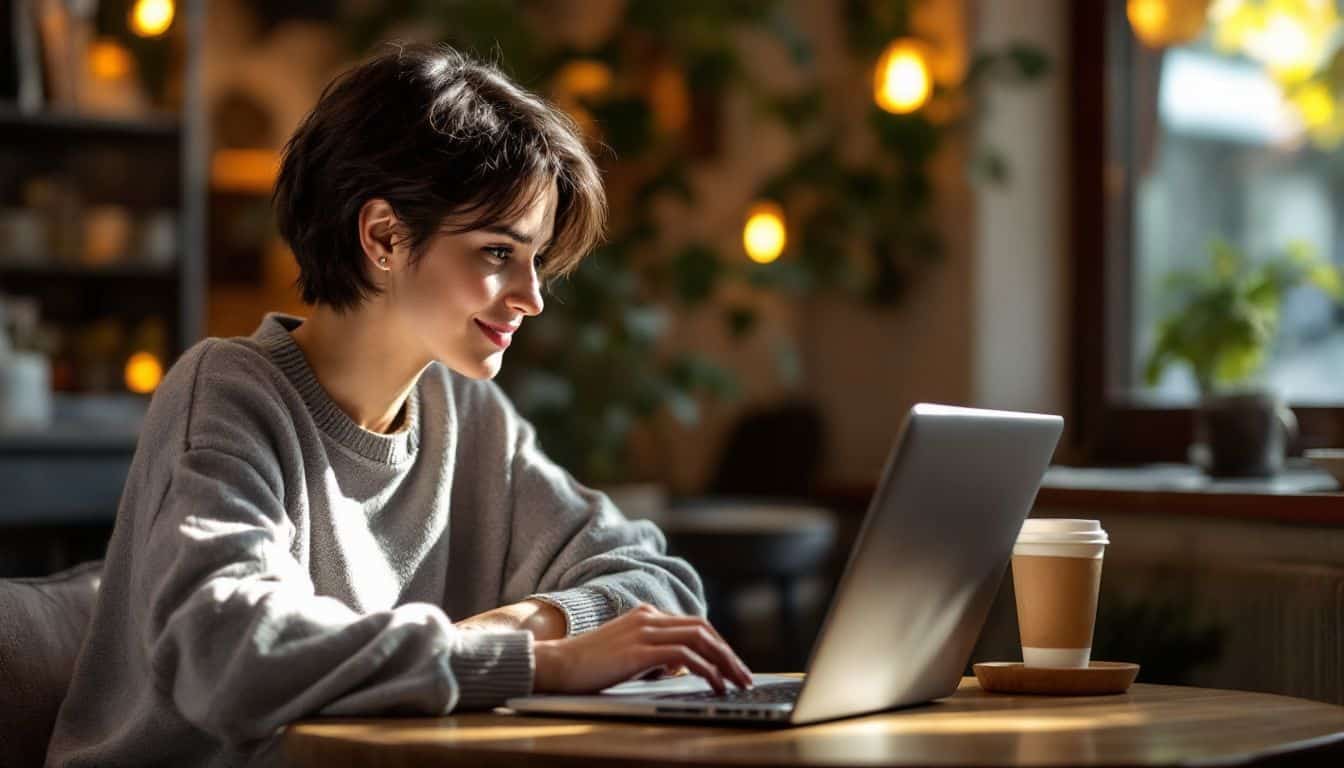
{"left": 1016, "top": 518, "right": 1108, "bottom": 545}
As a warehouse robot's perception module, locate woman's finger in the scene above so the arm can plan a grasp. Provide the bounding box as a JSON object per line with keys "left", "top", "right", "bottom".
{"left": 638, "top": 616, "right": 753, "bottom": 685}
{"left": 639, "top": 626, "right": 753, "bottom": 689}
{"left": 638, "top": 645, "right": 725, "bottom": 693}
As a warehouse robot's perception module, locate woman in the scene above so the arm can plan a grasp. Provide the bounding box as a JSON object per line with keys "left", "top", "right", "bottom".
{"left": 47, "top": 44, "right": 750, "bottom": 767}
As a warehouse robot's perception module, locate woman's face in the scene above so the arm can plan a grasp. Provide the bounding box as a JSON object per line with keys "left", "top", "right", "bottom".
{"left": 387, "top": 180, "right": 556, "bottom": 380}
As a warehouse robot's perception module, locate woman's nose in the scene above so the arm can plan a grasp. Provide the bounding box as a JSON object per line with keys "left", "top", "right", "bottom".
{"left": 509, "top": 262, "right": 544, "bottom": 317}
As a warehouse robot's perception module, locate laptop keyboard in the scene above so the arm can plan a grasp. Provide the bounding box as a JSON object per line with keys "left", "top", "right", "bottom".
{"left": 653, "top": 681, "right": 801, "bottom": 705}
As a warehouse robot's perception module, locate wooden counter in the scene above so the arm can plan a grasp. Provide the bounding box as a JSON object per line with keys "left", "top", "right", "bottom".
{"left": 1037, "top": 464, "right": 1343, "bottom": 526}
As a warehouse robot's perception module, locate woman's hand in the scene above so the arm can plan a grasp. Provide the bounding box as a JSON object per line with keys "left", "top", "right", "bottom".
{"left": 533, "top": 603, "right": 753, "bottom": 694}
{"left": 456, "top": 599, "right": 567, "bottom": 641}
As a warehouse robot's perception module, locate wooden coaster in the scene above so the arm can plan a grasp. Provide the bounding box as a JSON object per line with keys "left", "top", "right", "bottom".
{"left": 973, "top": 661, "right": 1140, "bottom": 695}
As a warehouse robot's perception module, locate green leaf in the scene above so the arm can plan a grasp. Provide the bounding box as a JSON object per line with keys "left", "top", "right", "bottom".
{"left": 513, "top": 370, "right": 574, "bottom": 412}
{"left": 771, "top": 336, "right": 802, "bottom": 387}
{"left": 1004, "top": 44, "right": 1052, "bottom": 80}
{"left": 671, "top": 244, "right": 722, "bottom": 305}
{"left": 1244, "top": 274, "right": 1279, "bottom": 312}
{"left": 763, "top": 88, "right": 825, "bottom": 130}
{"left": 1284, "top": 239, "right": 1317, "bottom": 268}
{"left": 622, "top": 307, "right": 669, "bottom": 345}
{"left": 1213, "top": 342, "right": 1265, "bottom": 386}
{"left": 725, "top": 306, "right": 759, "bottom": 338}
{"left": 744, "top": 261, "right": 814, "bottom": 294}
{"left": 1209, "top": 237, "right": 1240, "bottom": 280}
{"left": 666, "top": 355, "right": 740, "bottom": 399}
{"left": 576, "top": 323, "right": 610, "bottom": 354}
{"left": 970, "top": 146, "right": 1010, "bottom": 184}
{"left": 590, "top": 97, "right": 653, "bottom": 156}
{"left": 1308, "top": 264, "right": 1344, "bottom": 299}
{"left": 666, "top": 392, "right": 700, "bottom": 426}
{"left": 965, "top": 43, "right": 1052, "bottom": 86}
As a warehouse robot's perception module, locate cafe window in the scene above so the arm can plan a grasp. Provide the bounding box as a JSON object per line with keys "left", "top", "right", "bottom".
{"left": 1076, "top": 0, "right": 1344, "bottom": 460}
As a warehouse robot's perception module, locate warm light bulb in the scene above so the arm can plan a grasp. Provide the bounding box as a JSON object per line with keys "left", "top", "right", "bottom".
{"left": 88, "top": 39, "right": 133, "bottom": 81}
{"left": 130, "top": 0, "right": 174, "bottom": 38}
{"left": 555, "top": 59, "right": 613, "bottom": 100}
{"left": 125, "top": 352, "right": 163, "bottom": 394}
{"left": 743, "top": 202, "right": 787, "bottom": 264}
{"left": 1127, "top": 0, "right": 1211, "bottom": 47}
{"left": 1128, "top": 0, "right": 1171, "bottom": 42}
{"left": 874, "top": 39, "right": 932, "bottom": 115}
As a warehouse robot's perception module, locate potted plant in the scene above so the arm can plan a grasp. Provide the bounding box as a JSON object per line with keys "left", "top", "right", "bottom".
{"left": 1145, "top": 238, "right": 1343, "bottom": 477}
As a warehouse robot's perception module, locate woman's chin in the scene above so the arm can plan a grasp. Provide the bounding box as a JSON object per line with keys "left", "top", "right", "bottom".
{"left": 443, "top": 354, "right": 503, "bottom": 381}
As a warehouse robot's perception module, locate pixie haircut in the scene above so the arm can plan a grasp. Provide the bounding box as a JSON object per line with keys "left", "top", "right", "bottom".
{"left": 273, "top": 43, "right": 607, "bottom": 311}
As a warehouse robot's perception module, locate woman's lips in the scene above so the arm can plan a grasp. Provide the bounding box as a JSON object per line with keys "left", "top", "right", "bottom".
{"left": 475, "top": 319, "right": 516, "bottom": 349}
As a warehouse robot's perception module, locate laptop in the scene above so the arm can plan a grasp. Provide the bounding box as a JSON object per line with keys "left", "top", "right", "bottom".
{"left": 507, "top": 403, "right": 1064, "bottom": 726}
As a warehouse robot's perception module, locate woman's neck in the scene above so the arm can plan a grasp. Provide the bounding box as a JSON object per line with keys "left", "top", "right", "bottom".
{"left": 288, "top": 303, "right": 429, "bottom": 434}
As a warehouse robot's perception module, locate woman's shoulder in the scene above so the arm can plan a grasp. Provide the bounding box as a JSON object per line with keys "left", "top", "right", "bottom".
{"left": 145, "top": 336, "right": 295, "bottom": 447}
{"left": 160, "top": 335, "right": 286, "bottom": 401}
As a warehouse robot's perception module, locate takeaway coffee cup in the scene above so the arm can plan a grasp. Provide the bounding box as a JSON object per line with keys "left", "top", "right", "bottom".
{"left": 1012, "top": 519, "right": 1108, "bottom": 668}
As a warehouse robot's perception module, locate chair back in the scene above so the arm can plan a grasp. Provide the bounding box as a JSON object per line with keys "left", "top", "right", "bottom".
{"left": 710, "top": 400, "right": 825, "bottom": 499}
{"left": 0, "top": 561, "right": 103, "bottom": 767}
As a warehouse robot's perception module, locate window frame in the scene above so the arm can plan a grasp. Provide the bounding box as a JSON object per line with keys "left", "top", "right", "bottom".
{"left": 1068, "top": 1, "right": 1344, "bottom": 464}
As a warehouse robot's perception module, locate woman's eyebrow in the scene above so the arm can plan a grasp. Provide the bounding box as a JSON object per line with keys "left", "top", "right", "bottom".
{"left": 483, "top": 224, "right": 534, "bottom": 244}
{"left": 482, "top": 224, "right": 552, "bottom": 251}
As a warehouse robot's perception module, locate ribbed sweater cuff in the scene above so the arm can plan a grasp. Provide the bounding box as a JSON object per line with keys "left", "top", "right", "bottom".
{"left": 448, "top": 630, "right": 534, "bottom": 709}
{"left": 528, "top": 587, "right": 618, "bottom": 636}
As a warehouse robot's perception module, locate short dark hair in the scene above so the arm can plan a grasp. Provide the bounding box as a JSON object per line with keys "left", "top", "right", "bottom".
{"left": 273, "top": 43, "right": 607, "bottom": 311}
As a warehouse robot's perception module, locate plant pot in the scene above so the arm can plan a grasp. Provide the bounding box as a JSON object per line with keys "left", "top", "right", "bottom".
{"left": 1197, "top": 392, "right": 1297, "bottom": 478}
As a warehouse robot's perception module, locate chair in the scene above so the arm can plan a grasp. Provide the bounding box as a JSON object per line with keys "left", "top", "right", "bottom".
{"left": 0, "top": 561, "right": 103, "bottom": 767}
{"left": 669, "top": 400, "right": 834, "bottom": 670}
{"left": 708, "top": 399, "right": 825, "bottom": 499}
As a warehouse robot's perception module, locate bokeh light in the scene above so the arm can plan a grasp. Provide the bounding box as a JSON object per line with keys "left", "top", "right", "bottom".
{"left": 130, "top": 0, "right": 175, "bottom": 38}
{"left": 1127, "top": 0, "right": 1212, "bottom": 48}
{"left": 743, "top": 202, "right": 787, "bottom": 264}
{"left": 1211, "top": 0, "right": 1339, "bottom": 82}
{"left": 555, "top": 59, "right": 613, "bottom": 101}
{"left": 124, "top": 352, "right": 163, "bottom": 394}
{"left": 874, "top": 39, "right": 932, "bottom": 115}
{"left": 88, "top": 39, "right": 133, "bottom": 81}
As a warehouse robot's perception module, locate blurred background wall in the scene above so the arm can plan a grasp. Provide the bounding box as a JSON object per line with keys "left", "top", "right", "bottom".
{"left": 192, "top": 0, "right": 1057, "bottom": 493}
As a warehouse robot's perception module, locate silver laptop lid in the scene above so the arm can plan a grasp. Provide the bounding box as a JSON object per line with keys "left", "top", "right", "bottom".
{"left": 790, "top": 403, "right": 1062, "bottom": 725}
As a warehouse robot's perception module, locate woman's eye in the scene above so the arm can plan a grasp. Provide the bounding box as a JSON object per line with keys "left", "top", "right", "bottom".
{"left": 483, "top": 246, "right": 512, "bottom": 263}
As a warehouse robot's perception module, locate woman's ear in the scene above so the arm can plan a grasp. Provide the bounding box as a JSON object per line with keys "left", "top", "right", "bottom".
{"left": 358, "top": 198, "right": 402, "bottom": 273}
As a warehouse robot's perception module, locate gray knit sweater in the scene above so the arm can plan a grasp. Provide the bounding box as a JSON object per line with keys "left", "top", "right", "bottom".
{"left": 45, "top": 313, "right": 705, "bottom": 767}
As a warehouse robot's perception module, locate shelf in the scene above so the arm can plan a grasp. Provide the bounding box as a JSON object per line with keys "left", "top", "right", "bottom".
{"left": 0, "top": 394, "right": 144, "bottom": 456}
{"left": 0, "top": 427, "right": 139, "bottom": 456}
{"left": 1036, "top": 462, "right": 1344, "bottom": 526}
{"left": 0, "top": 104, "right": 181, "bottom": 142}
{"left": 0, "top": 260, "right": 177, "bottom": 279}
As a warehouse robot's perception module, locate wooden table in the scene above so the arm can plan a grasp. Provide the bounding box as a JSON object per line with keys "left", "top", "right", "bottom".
{"left": 284, "top": 678, "right": 1344, "bottom": 767}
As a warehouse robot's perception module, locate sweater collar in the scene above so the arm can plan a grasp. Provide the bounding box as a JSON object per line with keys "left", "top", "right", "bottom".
{"left": 254, "top": 312, "right": 420, "bottom": 466}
